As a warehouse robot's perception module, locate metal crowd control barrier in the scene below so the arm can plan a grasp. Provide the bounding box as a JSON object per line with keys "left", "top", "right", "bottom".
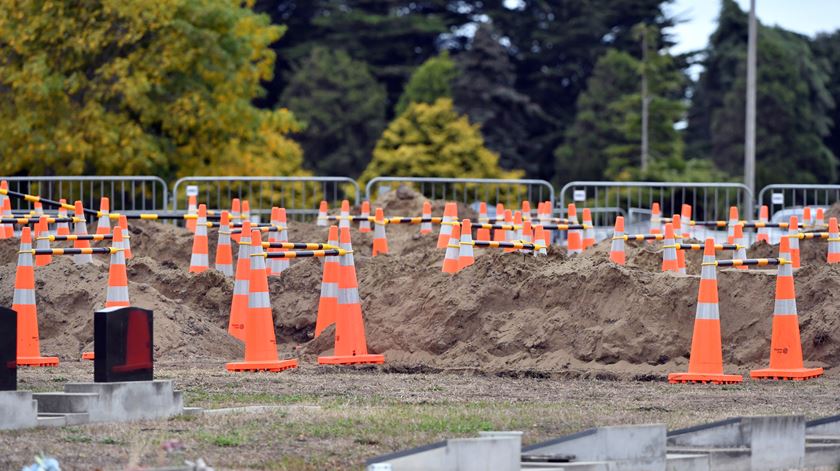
{"left": 559, "top": 181, "right": 754, "bottom": 229}
{"left": 0, "top": 176, "right": 168, "bottom": 213}
{"left": 757, "top": 184, "right": 840, "bottom": 216}
{"left": 365, "top": 177, "right": 555, "bottom": 209}
{"left": 171, "top": 176, "right": 360, "bottom": 221}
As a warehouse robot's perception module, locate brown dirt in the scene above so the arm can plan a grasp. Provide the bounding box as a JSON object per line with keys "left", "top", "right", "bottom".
{"left": 1, "top": 189, "right": 839, "bottom": 376}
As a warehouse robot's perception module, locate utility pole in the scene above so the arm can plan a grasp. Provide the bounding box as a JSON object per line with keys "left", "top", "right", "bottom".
{"left": 640, "top": 26, "right": 650, "bottom": 173}
{"left": 745, "top": 0, "right": 757, "bottom": 217}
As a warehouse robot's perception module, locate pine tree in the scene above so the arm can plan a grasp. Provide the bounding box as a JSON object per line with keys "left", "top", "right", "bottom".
{"left": 395, "top": 52, "right": 457, "bottom": 116}
{"left": 358, "top": 98, "right": 523, "bottom": 187}
{"left": 281, "top": 47, "right": 386, "bottom": 177}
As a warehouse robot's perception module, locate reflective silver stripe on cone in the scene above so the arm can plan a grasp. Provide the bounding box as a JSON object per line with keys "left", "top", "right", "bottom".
{"left": 233, "top": 280, "right": 250, "bottom": 295}
{"left": 216, "top": 263, "right": 233, "bottom": 277}
{"left": 190, "top": 253, "right": 209, "bottom": 267}
{"left": 321, "top": 282, "right": 339, "bottom": 297}
{"left": 695, "top": 302, "right": 719, "bottom": 320}
{"left": 338, "top": 287, "right": 360, "bottom": 305}
{"left": 459, "top": 236, "right": 473, "bottom": 258}
{"left": 13, "top": 289, "right": 36, "bottom": 305}
{"left": 773, "top": 298, "right": 797, "bottom": 316}
{"left": 107, "top": 286, "right": 130, "bottom": 302}
{"left": 317, "top": 212, "right": 327, "bottom": 226}
{"left": 440, "top": 216, "right": 452, "bottom": 235}
{"left": 339, "top": 211, "right": 349, "bottom": 229}
{"left": 250, "top": 291, "right": 271, "bottom": 309}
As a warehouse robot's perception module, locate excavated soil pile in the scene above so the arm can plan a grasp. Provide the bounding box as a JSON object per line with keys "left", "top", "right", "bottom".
{"left": 1, "top": 191, "right": 839, "bottom": 376}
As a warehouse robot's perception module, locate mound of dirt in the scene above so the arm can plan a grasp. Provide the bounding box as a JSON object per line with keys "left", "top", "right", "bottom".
{"left": 2, "top": 202, "right": 840, "bottom": 377}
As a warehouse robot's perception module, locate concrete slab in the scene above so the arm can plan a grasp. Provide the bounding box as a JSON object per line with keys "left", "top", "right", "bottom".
{"left": 61, "top": 380, "right": 183, "bottom": 423}
{"left": 38, "top": 412, "right": 90, "bottom": 426}
{"left": 666, "top": 453, "right": 710, "bottom": 471}
{"left": 667, "top": 416, "right": 805, "bottom": 470}
{"left": 807, "top": 415, "right": 840, "bottom": 436}
{"left": 0, "top": 391, "right": 38, "bottom": 430}
{"left": 366, "top": 436, "right": 520, "bottom": 471}
{"left": 35, "top": 415, "right": 65, "bottom": 428}
{"left": 32, "top": 392, "right": 98, "bottom": 414}
{"left": 524, "top": 424, "right": 667, "bottom": 471}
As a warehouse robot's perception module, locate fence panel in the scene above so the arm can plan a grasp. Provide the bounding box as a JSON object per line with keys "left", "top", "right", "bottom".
{"left": 0, "top": 176, "right": 168, "bottom": 214}
{"left": 365, "top": 177, "right": 555, "bottom": 209}
{"left": 559, "top": 181, "right": 754, "bottom": 232}
{"left": 171, "top": 176, "right": 360, "bottom": 221}
{"left": 757, "top": 184, "right": 840, "bottom": 218}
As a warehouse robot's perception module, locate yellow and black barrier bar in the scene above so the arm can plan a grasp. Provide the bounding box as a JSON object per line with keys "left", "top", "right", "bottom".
{"left": 261, "top": 242, "right": 339, "bottom": 250}
{"left": 0, "top": 187, "right": 89, "bottom": 215}
{"left": 613, "top": 234, "right": 686, "bottom": 241}
{"left": 705, "top": 258, "right": 788, "bottom": 267}
{"left": 38, "top": 234, "right": 113, "bottom": 242}
{"left": 543, "top": 224, "right": 590, "bottom": 231}
{"left": 1, "top": 217, "right": 82, "bottom": 225}
{"left": 468, "top": 240, "right": 547, "bottom": 250}
{"left": 230, "top": 226, "right": 285, "bottom": 235}
{"left": 740, "top": 221, "right": 789, "bottom": 228}
{"left": 229, "top": 221, "right": 278, "bottom": 228}
{"left": 22, "top": 247, "right": 121, "bottom": 256}
{"left": 663, "top": 243, "right": 742, "bottom": 251}
{"left": 388, "top": 216, "right": 443, "bottom": 224}
{"left": 784, "top": 232, "right": 830, "bottom": 240}
{"left": 254, "top": 248, "right": 350, "bottom": 259}
{"left": 318, "top": 215, "right": 373, "bottom": 221}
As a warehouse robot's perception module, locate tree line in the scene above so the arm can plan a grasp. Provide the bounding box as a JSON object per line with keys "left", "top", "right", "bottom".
{"left": 0, "top": 0, "right": 837, "bottom": 191}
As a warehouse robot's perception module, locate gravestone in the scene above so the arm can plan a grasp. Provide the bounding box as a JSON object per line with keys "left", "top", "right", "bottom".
{"left": 94, "top": 306, "right": 153, "bottom": 383}
{"left": 0, "top": 307, "right": 16, "bottom": 391}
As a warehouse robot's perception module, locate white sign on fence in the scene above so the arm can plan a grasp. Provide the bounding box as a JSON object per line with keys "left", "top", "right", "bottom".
{"left": 186, "top": 185, "right": 199, "bottom": 197}
{"left": 573, "top": 190, "right": 586, "bottom": 202}
{"left": 771, "top": 192, "right": 784, "bottom": 205}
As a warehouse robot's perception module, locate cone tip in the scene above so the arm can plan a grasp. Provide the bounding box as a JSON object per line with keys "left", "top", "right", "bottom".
{"left": 664, "top": 222, "right": 675, "bottom": 238}
{"left": 567, "top": 203, "right": 577, "bottom": 217}
{"left": 271, "top": 206, "right": 280, "bottom": 220}
{"left": 522, "top": 201, "right": 531, "bottom": 212}
{"left": 21, "top": 226, "right": 31, "bottom": 243}
{"left": 615, "top": 216, "right": 625, "bottom": 232}
{"left": 362, "top": 201, "right": 370, "bottom": 211}
{"left": 375, "top": 207, "right": 384, "bottom": 218}
{"left": 729, "top": 206, "right": 738, "bottom": 220}
{"left": 241, "top": 220, "right": 252, "bottom": 233}
{"left": 703, "top": 237, "right": 715, "bottom": 256}
{"left": 339, "top": 225, "right": 351, "bottom": 243}
{"left": 220, "top": 211, "right": 230, "bottom": 225}
{"left": 251, "top": 228, "right": 262, "bottom": 244}
{"left": 100, "top": 197, "right": 110, "bottom": 211}
{"left": 582, "top": 207, "right": 591, "bottom": 220}
{"left": 479, "top": 201, "right": 487, "bottom": 212}
{"left": 652, "top": 202, "right": 660, "bottom": 213}
{"left": 462, "top": 219, "right": 471, "bottom": 232}
{"left": 513, "top": 211, "right": 522, "bottom": 224}
{"left": 830, "top": 217, "right": 838, "bottom": 232}
{"left": 790, "top": 215, "right": 799, "bottom": 230}
{"left": 328, "top": 224, "right": 338, "bottom": 241}
{"left": 319, "top": 200, "right": 328, "bottom": 211}
{"left": 780, "top": 234, "right": 790, "bottom": 254}
{"left": 760, "top": 205, "right": 769, "bottom": 218}
{"left": 113, "top": 226, "right": 123, "bottom": 242}
{"left": 198, "top": 204, "right": 207, "bottom": 217}
{"left": 341, "top": 200, "right": 349, "bottom": 211}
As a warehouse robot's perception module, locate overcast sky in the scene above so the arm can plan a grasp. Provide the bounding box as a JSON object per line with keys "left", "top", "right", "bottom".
{"left": 666, "top": 0, "right": 840, "bottom": 55}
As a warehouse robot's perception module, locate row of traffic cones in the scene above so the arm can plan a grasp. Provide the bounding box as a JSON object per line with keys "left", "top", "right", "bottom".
{"left": 669, "top": 237, "right": 823, "bottom": 383}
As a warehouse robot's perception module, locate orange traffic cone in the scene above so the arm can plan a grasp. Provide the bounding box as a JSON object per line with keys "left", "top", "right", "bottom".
{"left": 506, "top": 211, "right": 523, "bottom": 253}
{"left": 56, "top": 199, "right": 71, "bottom": 237}
{"left": 476, "top": 202, "right": 490, "bottom": 242}
{"left": 521, "top": 201, "right": 532, "bottom": 222}
{"left": 567, "top": 204, "right": 582, "bottom": 255}
{"left": 816, "top": 208, "right": 826, "bottom": 229}
{"left": 268, "top": 207, "right": 287, "bottom": 275}
{"left": 750, "top": 237, "right": 823, "bottom": 381}
{"left": 118, "top": 215, "right": 132, "bottom": 259}
{"left": 186, "top": 195, "right": 198, "bottom": 233}
{"left": 231, "top": 198, "right": 242, "bottom": 242}
{"left": 673, "top": 215, "right": 686, "bottom": 275}
{"left": 72, "top": 201, "right": 92, "bottom": 265}
{"left": 788, "top": 216, "right": 801, "bottom": 268}
{"left": 534, "top": 225, "right": 548, "bottom": 256}
{"left": 437, "top": 202, "right": 457, "bottom": 249}
{"left": 34, "top": 216, "right": 51, "bottom": 267}
{"left": 339, "top": 200, "right": 350, "bottom": 230}
{"left": 458, "top": 219, "right": 475, "bottom": 270}
{"left": 493, "top": 203, "right": 506, "bottom": 242}
{"left": 241, "top": 199, "right": 251, "bottom": 223}
{"left": 226, "top": 229, "right": 298, "bottom": 372}
{"left": 215, "top": 211, "right": 234, "bottom": 276}
{"left": 372, "top": 208, "right": 388, "bottom": 256}
{"left": 669, "top": 238, "right": 742, "bottom": 384}
{"left": 828, "top": 218, "right": 839, "bottom": 264}
{"left": 106, "top": 227, "right": 130, "bottom": 308}
{"left": 318, "top": 227, "right": 384, "bottom": 365}
{"left": 726, "top": 206, "right": 738, "bottom": 244}
{"left": 0, "top": 195, "right": 12, "bottom": 239}
{"left": 610, "top": 216, "right": 626, "bottom": 265}
{"left": 441, "top": 223, "right": 461, "bottom": 274}
{"left": 317, "top": 200, "right": 328, "bottom": 227}
{"left": 661, "top": 223, "right": 679, "bottom": 273}
{"left": 757, "top": 205, "right": 770, "bottom": 243}
{"left": 420, "top": 201, "right": 432, "bottom": 235}
{"left": 521, "top": 220, "right": 533, "bottom": 254}
{"left": 582, "top": 208, "right": 594, "bottom": 250}
{"left": 501, "top": 209, "right": 514, "bottom": 248}
{"left": 681, "top": 204, "right": 692, "bottom": 240}
{"left": 96, "top": 197, "right": 111, "bottom": 235}
{"left": 14, "top": 227, "right": 59, "bottom": 367}
{"left": 538, "top": 202, "right": 552, "bottom": 244}
{"left": 732, "top": 224, "right": 748, "bottom": 270}
{"left": 359, "top": 201, "right": 372, "bottom": 233}
{"left": 315, "top": 225, "right": 340, "bottom": 338}
{"left": 650, "top": 202, "right": 662, "bottom": 236}
{"left": 228, "top": 220, "right": 252, "bottom": 341}
{"left": 189, "top": 204, "right": 210, "bottom": 273}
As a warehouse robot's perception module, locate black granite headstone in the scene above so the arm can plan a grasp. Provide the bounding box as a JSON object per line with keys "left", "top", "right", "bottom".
{"left": 0, "top": 306, "right": 16, "bottom": 391}
{"left": 94, "top": 306, "right": 153, "bottom": 383}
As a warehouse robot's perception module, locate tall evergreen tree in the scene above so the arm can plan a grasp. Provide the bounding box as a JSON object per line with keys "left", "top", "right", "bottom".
{"left": 395, "top": 52, "right": 457, "bottom": 116}
{"left": 811, "top": 31, "right": 840, "bottom": 177}
{"left": 685, "top": 0, "right": 836, "bottom": 187}
{"left": 452, "top": 24, "right": 555, "bottom": 176}
{"left": 280, "top": 47, "right": 386, "bottom": 177}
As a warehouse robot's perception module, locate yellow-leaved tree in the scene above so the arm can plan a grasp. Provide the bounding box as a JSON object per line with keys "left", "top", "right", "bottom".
{"left": 0, "top": 0, "right": 305, "bottom": 179}
{"left": 358, "top": 98, "right": 523, "bottom": 188}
